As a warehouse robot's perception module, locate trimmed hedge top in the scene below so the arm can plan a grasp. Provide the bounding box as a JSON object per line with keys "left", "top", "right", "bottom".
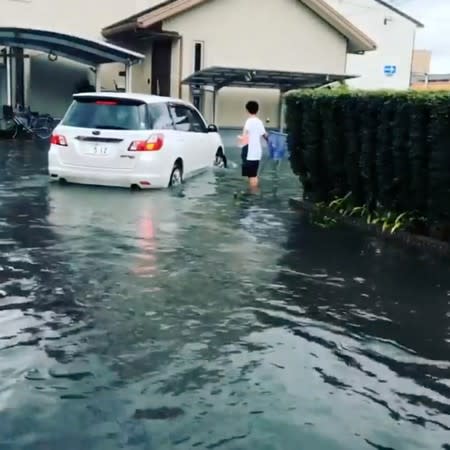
{"left": 285, "top": 89, "right": 450, "bottom": 222}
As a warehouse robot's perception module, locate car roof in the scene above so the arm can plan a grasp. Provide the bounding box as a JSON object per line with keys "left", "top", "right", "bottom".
{"left": 73, "top": 91, "right": 191, "bottom": 106}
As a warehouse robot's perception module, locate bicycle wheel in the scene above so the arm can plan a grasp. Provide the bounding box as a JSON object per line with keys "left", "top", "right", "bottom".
{"left": 8, "top": 122, "right": 20, "bottom": 139}
{"left": 32, "top": 116, "right": 53, "bottom": 140}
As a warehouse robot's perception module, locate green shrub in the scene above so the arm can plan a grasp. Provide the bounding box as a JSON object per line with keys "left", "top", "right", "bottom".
{"left": 340, "top": 92, "right": 363, "bottom": 205}
{"left": 408, "top": 93, "right": 431, "bottom": 214}
{"left": 285, "top": 89, "right": 450, "bottom": 226}
{"left": 427, "top": 93, "right": 450, "bottom": 221}
{"left": 319, "top": 91, "right": 347, "bottom": 197}
{"left": 376, "top": 93, "right": 395, "bottom": 210}
{"left": 285, "top": 94, "right": 308, "bottom": 192}
{"left": 301, "top": 92, "right": 326, "bottom": 201}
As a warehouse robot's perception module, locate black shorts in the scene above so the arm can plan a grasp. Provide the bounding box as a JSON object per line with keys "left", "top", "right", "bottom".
{"left": 242, "top": 159, "right": 260, "bottom": 178}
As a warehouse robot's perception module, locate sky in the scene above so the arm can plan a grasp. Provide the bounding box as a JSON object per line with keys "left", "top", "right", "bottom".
{"left": 392, "top": 0, "right": 450, "bottom": 72}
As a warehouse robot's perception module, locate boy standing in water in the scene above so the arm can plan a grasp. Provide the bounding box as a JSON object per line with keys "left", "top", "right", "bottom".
{"left": 239, "top": 101, "right": 268, "bottom": 189}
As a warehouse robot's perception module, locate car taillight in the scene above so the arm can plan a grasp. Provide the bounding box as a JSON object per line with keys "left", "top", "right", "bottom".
{"left": 50, "top": 134, "right": 68, "bottom": 146}
{"left": 129, "top": 134, "right": 164, "bottom": 152}
{"left": 95, "top": 100, "right": 117, "bottom": 105}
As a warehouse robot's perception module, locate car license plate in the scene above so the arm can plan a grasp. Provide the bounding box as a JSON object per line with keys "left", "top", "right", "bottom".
{"left": 85, "top": 144, "right": 109, "bottom": 156}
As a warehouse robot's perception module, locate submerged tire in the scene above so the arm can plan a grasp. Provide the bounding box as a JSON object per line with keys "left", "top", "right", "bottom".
{"left": 169, "top": 164, "right": 183, "bottom": 187}
{"left": 214, "top": 151, "right": 227, "bottom": 169}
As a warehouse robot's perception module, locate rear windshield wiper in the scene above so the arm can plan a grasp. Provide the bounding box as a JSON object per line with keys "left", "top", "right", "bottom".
{"left": 94, "top": 125, "right": 128, "bottom": 130}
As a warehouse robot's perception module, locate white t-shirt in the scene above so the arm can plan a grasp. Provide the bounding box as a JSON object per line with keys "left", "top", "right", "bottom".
{"left": 244, "top": 117, "right": 266, "bottom": 161}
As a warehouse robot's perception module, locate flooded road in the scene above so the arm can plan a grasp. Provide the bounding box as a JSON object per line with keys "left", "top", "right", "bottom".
{"left": 0, "top": 139, "right": 449, "bottom": 450}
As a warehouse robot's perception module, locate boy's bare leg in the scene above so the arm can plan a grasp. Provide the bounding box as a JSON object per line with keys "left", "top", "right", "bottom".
{"left": 248, "top": 176, "right": 259, "bottom": 191}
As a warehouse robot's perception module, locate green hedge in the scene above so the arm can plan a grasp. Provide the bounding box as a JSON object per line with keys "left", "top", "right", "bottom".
{"left": 285, "top": 90, "right": 450, "bottom": 222}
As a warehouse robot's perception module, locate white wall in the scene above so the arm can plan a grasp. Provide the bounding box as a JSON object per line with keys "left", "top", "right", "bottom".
{"left": 0, "top": 0, "right": 142, "bottom": 39}
{"left": 326, "top": 0, "right": 417, "bottom": 90}
{"left": 164, "top": 0, "right": 348, "bottom": 127}
{"left": 166, "top": 0, "right": 347, "bottom": 75}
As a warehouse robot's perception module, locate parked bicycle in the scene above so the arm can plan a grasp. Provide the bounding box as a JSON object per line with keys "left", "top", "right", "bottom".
{"left": 1, "top": 105, "right": 54, "bottom": 140}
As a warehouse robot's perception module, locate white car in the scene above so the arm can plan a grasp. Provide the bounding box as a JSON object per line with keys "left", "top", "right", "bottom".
{"left": 48, "top": 92, "right": 227, "bottom": 189}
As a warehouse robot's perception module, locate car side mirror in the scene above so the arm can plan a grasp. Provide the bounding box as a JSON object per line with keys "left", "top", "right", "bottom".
{"left": 207, "top": 124, "right": 218, "bottom": 133}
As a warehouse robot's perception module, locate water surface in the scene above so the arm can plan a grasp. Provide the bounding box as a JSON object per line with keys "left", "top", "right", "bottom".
{"left": 0, "top": 139, "right": 449, "bottom": 450}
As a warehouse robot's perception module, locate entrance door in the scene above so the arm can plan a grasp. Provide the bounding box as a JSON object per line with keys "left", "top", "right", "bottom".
{"left": 151, "top": 40, "right": 172, "bottom": 97}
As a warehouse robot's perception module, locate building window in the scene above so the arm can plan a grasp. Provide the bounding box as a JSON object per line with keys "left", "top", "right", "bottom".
{"left": 193, "top": 41, "right": 204, "bottom": 72}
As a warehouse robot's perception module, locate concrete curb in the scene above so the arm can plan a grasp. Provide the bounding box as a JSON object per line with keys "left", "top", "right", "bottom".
{"left": 289, "top": 197, "right": 450, "bottom": 257}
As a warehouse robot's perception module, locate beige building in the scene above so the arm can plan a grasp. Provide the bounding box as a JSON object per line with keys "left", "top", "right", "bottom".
{"left": 103, "top": 0, "right": 376, "bottom": 127}
{"left": 410, "top": 50, "right": 450, "bottom": 91}
{"left": 411, "top": 49, "right": 431, "bottom": 75}
{"left": 1, "top": 0, "right": 376, "bottom": 127}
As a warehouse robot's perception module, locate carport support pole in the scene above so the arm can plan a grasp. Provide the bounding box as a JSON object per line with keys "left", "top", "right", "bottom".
{"left": 94, "top": 65, "right": 101, "bottom": 92}
{"left": 212, "top": 87, "right": 217, "bottom": 124}
{"left": 125, "top": 63, "right": 132, "bottom": 92}
{"left": 278, "top": 89, "right": 285, "bottom": 132}
{"left": 6, "top": 48, "right": 12, "bottom": 105}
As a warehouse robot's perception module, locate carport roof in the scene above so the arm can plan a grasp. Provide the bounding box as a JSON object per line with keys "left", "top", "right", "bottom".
{"left": 182, "top": 66, "right": 357, "bottom": 90}
{"left": 0, "top": 27, "right": 144, "bottom": 66}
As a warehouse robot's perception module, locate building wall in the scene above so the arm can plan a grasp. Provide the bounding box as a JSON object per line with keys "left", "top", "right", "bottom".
{"left": 162, "top": 0, "right": 348, "bottom": 127}
{"left": 130, "top": 44, "right": 153, "bottom": 94}
{"left": 411, "top": 81, "right": 450, "bottom": 91}
{"left": 326, "top": 0, "right": 417, "bottom": 90}
{"left": 0, "top": 0, "right": 142, "bottom": 39}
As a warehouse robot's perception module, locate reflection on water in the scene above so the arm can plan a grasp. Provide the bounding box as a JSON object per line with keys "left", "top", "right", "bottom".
{"left": 0, "top": 140, "right": 449, "bottom": 450}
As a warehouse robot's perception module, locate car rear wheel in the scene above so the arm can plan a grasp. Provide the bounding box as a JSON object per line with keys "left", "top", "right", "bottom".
{"left": 169, "top": 164, "right": 183, "bottom": 187}
{"left": 214, "top": 152, "right": 227, "bottom": 169}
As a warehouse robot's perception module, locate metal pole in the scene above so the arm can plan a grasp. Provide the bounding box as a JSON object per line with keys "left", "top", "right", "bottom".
{"left": 23, "top": 54, "right": 30, "bottom": 107}
{"left": 125, "top": 63, "right": 132, "bottom": 92}
{"left": 278, "top": 89, "right": 284, "bottom": 132}
{"left": 212, "top": 87, "right": 217, "bottom": 124}
{"left": 13, "top": 47, "right": 25, "bottom": 107}
{"left": 95, "top": 65, "right": 102, "bottom": 92}
{"left": 5, "top": 47, "right": 11, "bottom": 106}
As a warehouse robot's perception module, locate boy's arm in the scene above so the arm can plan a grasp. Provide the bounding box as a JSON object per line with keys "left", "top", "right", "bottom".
{"left": 238, "top": 126, "right": 249, "bottom": 142}
{"left": 243, "top": 120, "right": 249, "bottom": 135}
{"left": 237, "top": 122, "right": 249, "bottom": 146}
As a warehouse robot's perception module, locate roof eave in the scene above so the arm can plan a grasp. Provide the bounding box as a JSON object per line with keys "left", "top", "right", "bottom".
{"left": 348, "top": 39, "right": 377, "bottom": 54}
{"left": 300, "top": 0, "right": 377, "bottom": 54}
{"left": 103, "top": 22, "right": 136, "bottom": 38}
{"left": 102, "top": 0, "right": 187, "bottom": 37}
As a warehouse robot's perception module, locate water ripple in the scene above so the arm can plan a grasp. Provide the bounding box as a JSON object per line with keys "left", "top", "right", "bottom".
{"left": 0, "top": 140, "right": 448, "bottom": 449}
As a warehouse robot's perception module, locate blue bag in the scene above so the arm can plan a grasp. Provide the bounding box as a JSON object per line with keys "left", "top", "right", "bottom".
{"left": 267, "top": 131, "right": 287, "bottom": 161}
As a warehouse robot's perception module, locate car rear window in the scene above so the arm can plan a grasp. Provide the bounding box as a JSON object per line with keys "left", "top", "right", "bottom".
{"left": 62, "top": 97, "right": 150, "bottom": 130}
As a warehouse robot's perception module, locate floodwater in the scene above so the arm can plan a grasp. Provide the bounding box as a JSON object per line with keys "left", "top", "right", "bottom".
{"left": 0, "top": 139, "right": 449, "bottom": 450}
